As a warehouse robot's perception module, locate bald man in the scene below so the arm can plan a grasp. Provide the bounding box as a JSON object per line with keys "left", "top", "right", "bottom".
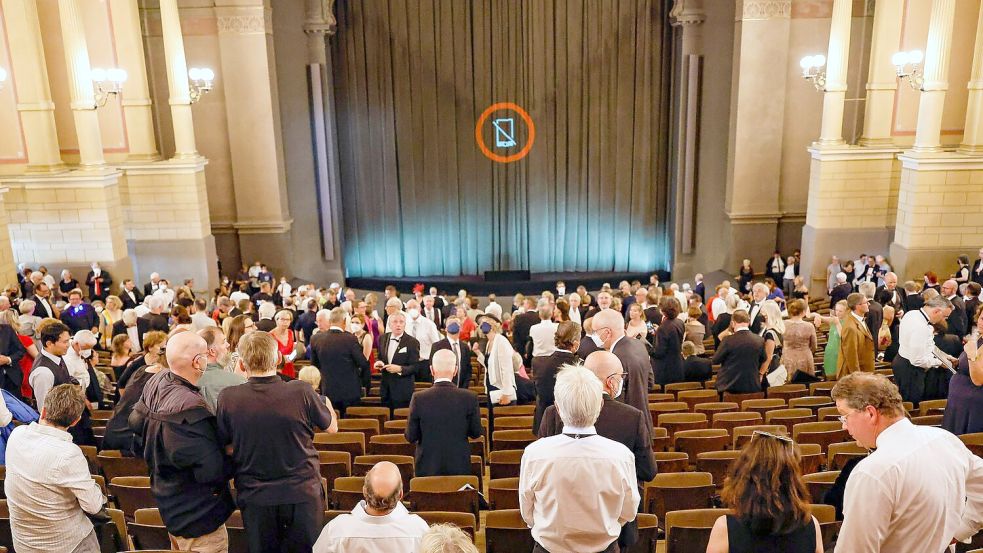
{"left": 132, "top": 331, "right": 234, "bottom": 552}
{"left": 314, "top": 461, "right": 428, "bottom": 553}
{"left": 538, "top": 351, "right": 656, "bottom": 551}
{"left": 405, "top": 350, "right": 483, "bottom": 477}
{"left": 592, "top": 309, "right": 653, "bottom": 432}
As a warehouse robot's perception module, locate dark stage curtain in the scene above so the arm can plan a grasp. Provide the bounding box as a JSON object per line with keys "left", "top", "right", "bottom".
{"left": 331, "top": 0, "right": 671, "bottom": 278}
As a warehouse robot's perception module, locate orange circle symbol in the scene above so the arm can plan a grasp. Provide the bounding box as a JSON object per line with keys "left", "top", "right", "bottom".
{"left": 475, "top": 102, "right": 535, "bottom": 163}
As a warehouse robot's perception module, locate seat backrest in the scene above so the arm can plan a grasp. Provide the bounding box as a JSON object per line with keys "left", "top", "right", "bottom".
{"left": 665, "top": 382, "right": 703, "bottom": 393}
{"left": 731, "top": 425, "right": 787, "bottom": 448}
{"left": 494, "top": 405, "right": 535, "bottom": 417}
{"left": 740, "top": 399, "right": 785, "bottom": 410}
{"left": 649, "top": 402, "right": 689, "bottom": 413}
{"left": 332, "top": 476, "right": 366, "bottom": 493}
{"left": 764, "top": 408, "right": 814, "bottom": 423}
{"left": 810, "top": 503, "right": 835, "bottom": 524}
{"left": 653, "top": 452, "right": 690, "bottom": 473}
{"left": 410, "top": 475, "right": 479, "bottom": 493}
{"left": 486, "top": 509, "right": 535, "bottom": 553}
{"left": 488, "top": 478, "right": 520, "bottom": 510}
{"left": 134, "top": 508, "right": 164, "bottom": 525}
{"left": 337, "top": 418, "right": 381, "bottom": 435}
{"left": 494, "top": 416, "right": 534, "bottom": 429}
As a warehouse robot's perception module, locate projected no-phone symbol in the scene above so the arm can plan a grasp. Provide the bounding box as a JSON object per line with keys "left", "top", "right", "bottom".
{"left": 476, "top": 102, "right": 535, "bottom": 163}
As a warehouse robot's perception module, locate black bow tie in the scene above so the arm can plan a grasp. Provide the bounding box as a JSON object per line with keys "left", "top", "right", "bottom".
{"left": 391, "top": 337, "right": 400, "bottom": 342}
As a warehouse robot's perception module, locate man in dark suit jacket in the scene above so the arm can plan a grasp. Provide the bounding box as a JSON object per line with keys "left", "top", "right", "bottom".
{"left": 829, "top": 276, "right": 853, "bottom": 309}
{"left": 875, "top": 272, "right": 906, "bottom": 313}
{"left": 112, "top": 314, "right": 151, "bottom": 349}
{"left": 712, "top": 310, "right": 765, "bottom": 394}
{"left": 582, "top": 291, "right": 614, "bottom": 321}
{"left": 85, "top": 263, "right": 111, "bottom": 302}
{"left": 310, "top": 308, "right": 369, "bottom": 414}
{"left": 405, "top": 350, "right": 482, "bottom": 477}
{"left": 119, "top": 279, "right": 144, "bottom": 310}
{"left": 430, "top": 316, "right": 472, "bottom": 388}
{"left": 510, "top": 299, "right": 540, "bottom": 366}
{"left": 965, "top": 283, "right": 982, "bottom": 327}
{"left": 0, "top": 324, "right": 25, "bottom": 400}
{"left": 538, "top": 351, "right": 656, "bottom": 551}
{"left": 859, "top": 283, "right": 883, "bottom": 353}
{"left": 942, "top": 279, "right": 968, "bottom": 337}
{"left": 747, "top": 283, "right": 770, "bottom": 334}
{"left": 31, "top": 283, "right": 56, "bottom": 319}
{"left": 143, "top": 272, "right": 164, "bottom": 297}
{"left": 972, "top": 249, "right": 983, "bottom": 287}
{"left": 376, "top": 312, "right": 420, "bottom": 410}
{"left": 593, "top": 309, "right": 652, "bottom": 433}
{"left": 532, "top": 321, "right": 581, "bottom": 433}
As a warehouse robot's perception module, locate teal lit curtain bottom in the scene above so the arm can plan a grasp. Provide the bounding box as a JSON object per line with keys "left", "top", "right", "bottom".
{"left": 331, "top": 0, "right": 671, "bottom": 278}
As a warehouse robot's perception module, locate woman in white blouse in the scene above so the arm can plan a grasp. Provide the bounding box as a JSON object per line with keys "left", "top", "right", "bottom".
{"left": 473, "top": 314, "right": 516, "bottom": 434}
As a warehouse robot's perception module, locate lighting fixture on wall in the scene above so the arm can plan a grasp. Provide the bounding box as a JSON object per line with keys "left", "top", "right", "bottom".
{"left": 799, "top": 54, "right": 827, "bottom": 91}
{"left": 91, "top": 67, "right": 127, "bottom": 107}
{"left": 188, "top": 67, "right": 215, "bottom": 103}
{"left": 0, "top": 67, "right": 7, "bottom": 91}
{"left": 892, "top": 50, "right": 924, "bottom": 90}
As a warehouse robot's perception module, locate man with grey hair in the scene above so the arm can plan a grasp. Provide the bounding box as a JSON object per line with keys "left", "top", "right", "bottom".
{"left": 876, "top": 271, "right": 905, "bottom": 313}
{"left": 64, "top": 330, "right": 97, "bottom": 393}
{"left": 859, "top": 281, "right": 883, "bottom": 353}
{"left": 893, "top": 295, "right": 955, "bottom": 407}
{"left": 314, "top": 461, "right": 428, "bottom": 553}
{"left": 217, "top": 331, "right": 336, "bottom": 553}
{"left": 141, "top": 295, "right": 169, "bottom": 332}
{"left": 592, "top": 309, "right": 652, "bottom": 432}
{"left": 403, "top": 298, "right": 440, "bottom": 381}
{"left": 941, "top": 278, "right": 968, "bottom": 338}
{"left": 520, "top": 364, "right": 638, "bottom": 553}
{"left": 112, "top": 308, "right": 148, "bottom": 353}
{"left": 376, "top": 311, "right": 420, "bottom": 409}
{"left": 830, "top": 271, "right": 853, "bottom": 309}
{"left": 748, "top": 282, "right": 770, "bottom": 334}
{"left": 6, "top": 384, "right": 105, "bottom": 553}
{"left": 310, "top": 307, "right": 370, "bottom": 415}
{"left": 255, "top": 301, "right": 277, "bottom": 332}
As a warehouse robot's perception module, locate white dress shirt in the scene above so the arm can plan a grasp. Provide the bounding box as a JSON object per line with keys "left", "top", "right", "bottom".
{"left": 529, "top": 320, "right": 558, "bottom": 357}
{"left": 897, "top": 309, "right": 941, "bottom": 369}
{"left": 190, "top": 311, "right": 217, "bottom": 332}
{"left": 126, "top": 325, "right": 142, "bottom": 352}
{"left": 404, "top": 315, "right": 441, "bottom": 359}
{"left": 836, "top": 418, "right": 983, "bottom": 552}
{"left": 63, "top": 346, "right": 90, "bottom": 391}
{"left": 5, "top": 423, "right": 105, "bottom": 553}
{"left": 520, "top": 428, "right": 639, "bottom": 553}
{"left": 29, "top": 349, "right": 62, "bottom": 409}
{"left": 313, "top": 501, "right": 428, "bottom": 553}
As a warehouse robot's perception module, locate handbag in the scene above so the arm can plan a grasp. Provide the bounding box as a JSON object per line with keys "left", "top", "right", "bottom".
{"left": 766, "top": 365, "right": 789, "bottom": 387}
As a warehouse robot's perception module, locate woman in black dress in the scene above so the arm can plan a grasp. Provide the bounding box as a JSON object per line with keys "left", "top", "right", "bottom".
{"left": 738, "top": 259, "right": 755, "bottom": 294}
{"left": 650, "top": 297, "right": 685, "bottom": 385}
{"left": 943, "top": 304, "right": 983, "bottom": 435}
{"left": 707, "top": 431, "right": 823, "bottom": 553}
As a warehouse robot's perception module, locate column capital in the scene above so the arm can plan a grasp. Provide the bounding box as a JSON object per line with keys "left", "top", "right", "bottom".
{"left": 304, "top": 0, "right": 337, "bottom": 36}
{"left": 736, "top": 0, "right": 791, "bottom": 22}
{"left": 670, "top": 0, "right": 705, "bottom": 27}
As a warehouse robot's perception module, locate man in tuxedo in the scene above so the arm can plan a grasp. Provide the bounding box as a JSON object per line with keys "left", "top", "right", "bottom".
{"left": 404, "top": 350, "right": 482, "bottom": 477}
{"left": 577, "top": 318, "right": 601, "bottom": 359}
{"left": 712, "top": 310, "right": 765, "bottom": 394}
{"left": 973, "top": 247, "right": 983, "bottom": 287}
{"left": 583, "top": 290, "right": 613, "bottom": 321}
{"left": 430, "top": 316, "right": 472, "bottom": 388}
{"left": 538, "top": 350, "right": 656, "bottom": 552}
{"left": 532, "top": 321, "right": 580, "bottom": 433}
{"left": 119, "top": 279, "right": 144, "bottom": 310}
{"left": 829, "top": 272, "right": 852, "bottom": 309}
{"left": 593, "top": 308, "right": 652, "bottom": 432}
{"left": 966, "top": 283, "right": 982, "bottom": 328}
{"left": 693, "top": 273, "right": 706, "bottom": 302}
{"left": 310, "top": 308, "right": 369, "bottom": 415}
{"left": 837, "top": 293, "right": 875, "bottom": 379}
{"left": 84, "top": 262, "right": 111, "bottom": 302}
{"left": 427, "top": 287, "right": 446, "bottom": 312}
{"left": 511, "top": 297, "right": 540, "bottom": 366}
{"left": 112, "top": 309, "right": 150, "bottom": 352}
{"left": 31, "top": 283, "right": 56, "bottom": 319}
{"left": 747, "top": 283, "right": 770, "bottom": 334}
{"left": 942, "top": 279, "right": 969, "bottom": 338}
{"left": 141, "top": 296, "right": 170, "bottom": 332}
{"left": 859, "top": 282, "right": 883, "bottom": 354}
{"left": 875, "top": 272, "right": 906, "bottom": 314}
{"left": 421, "top": 294, "right": 443, "bottom": 330}
{"left": 296, "top": 299, "right": 319, "bottom": 345}
{"left": 375, "top": 312, "right": 420, "bottom": 410}
{"left": 143, "top": 272, "right": 164, "bottom": 297}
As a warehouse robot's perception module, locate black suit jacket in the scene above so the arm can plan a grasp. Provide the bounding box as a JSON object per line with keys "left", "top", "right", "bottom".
{"left": 431, "top": 338, "right": 473, "bottom": 388}
{"left": 748, "top": 302, "right": 766, "bottom": 334}
{"left": 511, "top": 311, "right": 540, "bottom": 360}
{"left": 31, "top": 295, "right": 55, "bottom": 319}
{"left": 829, "top": 283, "right": 852, "bottom": 309}
{"left": 377, "top": 333, "right": 420, "bottom": 408}
{"left": 712, "top": 330, "right": 765, "bottom": 394}
{"left": 947, "top": 296, "right": 968, "bottom": 337}
{"left": 905, "top": 293, "right": 925, "bottom": 313}
{"left": 611, "top": 337, "right": 653, "bottom": 432}
{"left": 405, "top": 382, "right": 482, "bottom": 477}
{"left": 539, "top": 395, "right": 656, "bottom": 548}
{"left": 967, "top": 297, "right": 981, "bottom": 325}
{"left": 643, "top": 306, "right": 662, "bottom": 326}
{"left": 532, "top": 350, "right": 579, "bottom": 432}
{"left": 143, "top": 281, "right": 163, "bottom": 297}
{"left": 865, "top": 301, "right": 884, "bottom": 353}
{"left": 650, "top": 318, "right": 685, "bottom": 385}
{"left": 973, "top": 260, "right": 983, "bottom": 286}
{"left": 683, "top": 355, "right": 713, "bottom": 382}
{"left": 875, "top": 286, "right": 906, "bottom": 312}
{"left": 120, "top": 288, "right": 144, "bottom": 310}
{"left": 112, "top": 318, "right": 151, "bottom": 350}
{"left": 310, "top": 329, "right": 370, "bottom": 406}
{"left": 142, "top": 313, "right": 170, "bottom": 333}
{"left": 422, "top": 307, "right": 443, "bottom": 330}
{"left": 576, "top": 337, "right": 601, "bottom": 359}
{"left": 85, "top": 270, "right": 112, "bottom": 300}
{"left": 0, "top": 325, "right": 25, "bottom": 399}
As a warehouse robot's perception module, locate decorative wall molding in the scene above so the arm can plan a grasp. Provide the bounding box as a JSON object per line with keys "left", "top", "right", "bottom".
{"left": 670, "top": 0, "right": 706, "bottom": 26}
{"left": 737, "top": 0, "right": 791, "bottom": 21}
{"left": 216, "top": 11, "right": 272, "bottom": 35}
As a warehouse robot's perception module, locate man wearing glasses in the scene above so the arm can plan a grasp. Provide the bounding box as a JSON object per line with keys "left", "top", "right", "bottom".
{"left": 831, "top": 373, "right": 983, "bottom": 553}
{"left": 836, "top": 293, "right": 875, "bottom": 379}
{"left": 538, "top": 351, "right": 656, "bottom": 551}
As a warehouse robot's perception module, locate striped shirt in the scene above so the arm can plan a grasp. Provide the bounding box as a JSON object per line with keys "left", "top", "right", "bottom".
{"left": 4, "top": 422, "right": 105, "bottom": 553}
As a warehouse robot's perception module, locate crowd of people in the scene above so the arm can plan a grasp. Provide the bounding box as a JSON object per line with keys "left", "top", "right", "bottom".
{"left": 0, "top": 251, "right": 979, "bottom": 552}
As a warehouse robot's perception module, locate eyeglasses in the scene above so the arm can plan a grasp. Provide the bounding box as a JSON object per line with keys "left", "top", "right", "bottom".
{"left": 751, "top": 430, "right": 793, "bottom": 444}
{"left": 837, "top": 409, "right": 865, "bottom": 424}
{"left": 606, "top": 372, "right": 629, "bottom": 381}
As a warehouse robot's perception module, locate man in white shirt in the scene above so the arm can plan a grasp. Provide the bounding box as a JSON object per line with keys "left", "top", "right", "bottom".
{"left": 191, "top": 298, "right": 217, "bottom": 332}
{"left": 313, "top": 461, "right": 428, "bottom": 553}
{"left": 403, "top": 299, "right": 441, "bottom": 362}
{"left": 63, "top": 330, "right": 97, "bottom": 391}
{"left": 520, "top": 364, "right": 638, "bottom": 553}
{"left": 832, "top": 373, "right": 983, "bottom": 553}
{"left": 6, "top": 384, "right": 106, "bottom": 553}
{"left": 893, "top": 296, "right": 955, "bottom": 406}
{"left": 826, "top": 256, "right": 842, "bottom": 294}
{"left": 529, "top": 303, "right": 559, "bottom": 360}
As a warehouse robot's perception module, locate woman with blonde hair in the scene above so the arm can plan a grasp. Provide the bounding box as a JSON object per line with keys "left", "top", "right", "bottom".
{"left": 99, "top": 295, "right": 124, "bottom": 348}
{"left": 782, "top": 299, "right": 818, "bottom": 383}
{"left": 223, "top": 314, "right": 256, "bottom": 373}
{"left": 707, "top": 430, "right": 822, "bottom": 552}
{"left": 683, "top": 305, "right": 706, "bottom": 354}
{"left": 757, "top": 300, "right": 785, "bottom": 385}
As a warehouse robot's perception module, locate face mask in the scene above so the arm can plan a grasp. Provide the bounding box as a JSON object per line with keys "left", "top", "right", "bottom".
{"left": 479, "top": 322, "right": 492, "bottom": 334}
{"left": 612, "top": 376, "right": 624, "bottom": 399}
{"left": 557, "top": 287, "right": 566, "bottom": 296}
{"left": 80, "top": 349, "right": 92, "bottom": 359}
{"left": 407, "top": 308, "right": 420, "bottom": 319}
{"left": 350, "top": 323, "right": 363, "bottom": 333}
{"left": 447, "top": 322, "right": 461, "bottom": 334}
{"left": 590, "top": 332, "right": 605, "bottom": 348}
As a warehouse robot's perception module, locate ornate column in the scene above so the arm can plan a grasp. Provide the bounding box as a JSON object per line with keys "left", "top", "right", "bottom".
{"left": 816, "top": 0, "right": 851, "bottom": 146}
{"left": 109, "top": 0, "right": 159, "bottom": 160}
{"left": 159, "top": 0, "right": 197, "bottom": 158}
{"left": 860, "top": 0, "right": 903, "bottom": 146}
{"left": 1, "top": 0, "right": 64, "bottom": 171}
{"left": 912, "top": 0, "right": 956, "bottom": 153}
{"left": 305, "top": 0, "right": 339, "bottom": 261}
{"left": 58, "top": 0, "right": 105, "bottom": 168}
{"left": 960, "top": 4, "right": 983, "bottom": 153}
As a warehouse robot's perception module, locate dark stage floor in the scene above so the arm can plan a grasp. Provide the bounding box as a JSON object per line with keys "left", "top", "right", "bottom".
{"left": 347, "top": 270, "right": 671, "bottom": 296}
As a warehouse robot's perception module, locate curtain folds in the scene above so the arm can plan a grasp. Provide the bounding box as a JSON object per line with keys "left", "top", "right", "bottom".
{"left": 332, "top": 0, "right": 670, "bottom": 278}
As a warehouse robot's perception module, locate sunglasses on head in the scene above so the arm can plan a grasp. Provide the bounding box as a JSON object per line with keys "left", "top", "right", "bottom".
{"left": 751, "top": 430, "right": 793, "bottom": 444}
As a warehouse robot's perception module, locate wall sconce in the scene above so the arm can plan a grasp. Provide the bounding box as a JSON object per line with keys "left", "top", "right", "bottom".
{"left": 0, "top": 67, "right": 7, "bottom": 91}
{"left": 799, "top": 54, "right": 827, "bottom": 91}
{"left": 188, "top": 67, "right": 215, "bottom": 104}
{"left": 892, "top": 50, "right": 924, "bottom": 90}
{"left": 91, "top": 67, "right": 127, "bottom": 107}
